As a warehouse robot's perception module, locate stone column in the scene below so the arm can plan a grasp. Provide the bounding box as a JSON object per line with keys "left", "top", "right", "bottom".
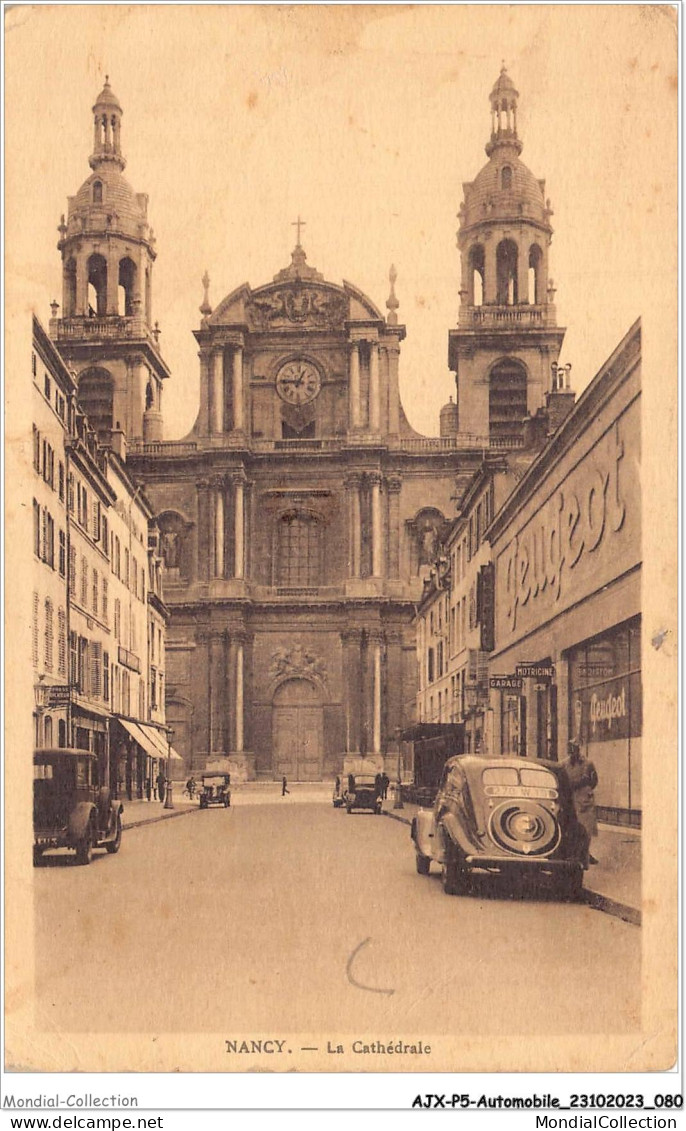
{"left": 232, "top": 473, "right": 245, "bottom": 579}
{"left": 211, "top": 349, "right": 224, "bottom": 434}
{"left": 106, "top": 245, "right": 119, "bottom": 315}
{"left": 385, "top": 629, "right": 403, "bottom": 769}
{"left": 370, "top": 473, "right": 383, "bottom": 577}
{"left": 235, "top": 639, "right": 244, "bottom": 753}
{"left": 369, "top": 341, "right": 380, "bottom": 432}
{"left": 232, "top": 345, "right": 244, "bottom": 431}
{"left": 196, "top": 479, "right": 211, "bottom": 581}
{"left": 349, "top": 342, "right": 361, "bottom": 430}
{"left": 371, "top": 633, "right": 383, "bottom": 756}
{"left": 342, "top": 628, "right": 363, "bottom": 756}
{"left": 345, "top": 473, "right": 362, "bottom": 578}
{"left": 387, "top": 343, "right": 401, "bottom": 436}
{"left": 75, "top": 259, "right": 88, "bottom": 317}
{"left": 386, "top": 476, "right": 402, "bottom": 578}
{"left": 484, "top": 236, "right": 498, "bottom": 305}
{"left": 213, "top": 479, "right": 225, "bottom": 578}
{"left": 518, "top": 247, "right": 529, "bottom": 305}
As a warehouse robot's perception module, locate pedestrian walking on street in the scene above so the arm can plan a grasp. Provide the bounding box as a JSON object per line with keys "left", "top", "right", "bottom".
{"left": 381, "top": 772, "right": 390, "bottom": 800}
{"left": 561, "top": 740, "right": 599, "bottom": 866}
{"left": 281, "top": 775, "right": 289, "bottom": 796}
{"left": 156, "top": 769, "right": 166, "bottom": 803}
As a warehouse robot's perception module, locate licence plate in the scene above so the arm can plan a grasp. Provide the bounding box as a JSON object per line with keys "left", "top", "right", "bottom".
{"left": 484, "top": 786, "right": 557, "bottom": 800}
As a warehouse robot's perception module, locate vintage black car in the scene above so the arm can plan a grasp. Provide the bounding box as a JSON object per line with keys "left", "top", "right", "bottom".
{"left": 33, "top": 748, "right": 123, "bottom": 866}
{"left": 410, "top": 755, "right": 587, "bottom": 899}
{"left": 199, "top": 772, "right": 231, "bottom": 809}
{"left": 346, "top": 773, "right": 382, "bottom": 814}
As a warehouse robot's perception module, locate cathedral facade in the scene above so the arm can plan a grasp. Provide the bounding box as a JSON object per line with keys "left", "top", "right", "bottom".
{"left": 52, "top": 69, "right": 565, "bottom": 781}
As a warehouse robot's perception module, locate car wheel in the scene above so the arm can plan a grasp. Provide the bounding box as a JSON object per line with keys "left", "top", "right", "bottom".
{"left": 415, "top": 853, "right": 431, "bottom": 875}
{"left": 200, "top": 798, "right": 207, "bottom": 809}
{"left": 105, "top": 814, "right": 122, "bottom": 854}
{"left": 346, "top": 805, "right": 352, "bottom": 814}
{"left": 224, "top": 797, "right": 229, "bottom": 808}
{"left": 442, "top": 854, "right": 468, "bottom": 896}
{"left": 75, "top": 826, "right": 93, "bottom": 866}
{"left": 33, "top": 846, "right": 44, "bottom": 867}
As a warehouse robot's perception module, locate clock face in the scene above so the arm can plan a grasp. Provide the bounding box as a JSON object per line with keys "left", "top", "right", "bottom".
{"left": 275, "top": 360, "right": 322, "bottom": 405}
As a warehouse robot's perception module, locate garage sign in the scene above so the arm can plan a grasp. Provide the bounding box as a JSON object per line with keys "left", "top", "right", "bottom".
{"left": 489, "top": 676, "right": 523, "bottom": 691}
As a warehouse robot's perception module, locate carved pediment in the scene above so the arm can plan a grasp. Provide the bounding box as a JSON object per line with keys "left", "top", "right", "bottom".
{"left": 246, "top": 284, "right": 348, "bottom": 332}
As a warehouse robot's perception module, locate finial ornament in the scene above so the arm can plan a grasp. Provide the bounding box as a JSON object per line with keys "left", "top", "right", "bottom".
{"left": 200, "top": 270, "right": 212, "bottom": 317}
{"left": 386, "top": 264, "right": 399, "bottom": 326}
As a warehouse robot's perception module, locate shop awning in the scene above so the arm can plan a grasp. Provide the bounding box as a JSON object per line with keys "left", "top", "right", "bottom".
{"left": 116, "top": 718, "right": 182, "bottom": 761}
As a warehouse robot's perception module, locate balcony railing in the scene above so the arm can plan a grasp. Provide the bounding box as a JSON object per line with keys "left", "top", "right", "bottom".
{"left": 398, "top": 434, "right": 524, "bottom": 451}
{"left": 129, "top": 434, "right": 524, "bottom": 458}
{"left": 459, "top": 305, "right": 546, "bottom": 328}
{"left": 55, "top": 315, "right": 151, "bottom": 341}
{"left": 128, "top": 440, "right": 199, "bottom": 456}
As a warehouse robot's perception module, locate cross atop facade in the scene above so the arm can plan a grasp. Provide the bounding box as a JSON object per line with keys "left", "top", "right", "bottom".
{"left": 291, "top": 215, "right": 306, "bottom": 246}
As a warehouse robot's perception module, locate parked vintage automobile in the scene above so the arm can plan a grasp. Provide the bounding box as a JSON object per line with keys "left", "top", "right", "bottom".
{"left": 199, "top": 772, "right": 231, "bottom": 809}
{"left": 33, "top": 748, "right": 123, "bottom": 866}
{"left": 410, "top": 755, "right": 587, "bottom": 899}
{"left": 346, "top": 773, "right": 382, "bottom": 814}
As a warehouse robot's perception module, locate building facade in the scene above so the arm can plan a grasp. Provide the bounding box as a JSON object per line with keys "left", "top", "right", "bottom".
{"left": 488, "top": 320, "right": 641, "bottom": 825}
{"left": 31, "top": 317, "right": 74, "bottom": 749}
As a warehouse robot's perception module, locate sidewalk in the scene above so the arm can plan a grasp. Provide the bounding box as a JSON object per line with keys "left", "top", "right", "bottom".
{"left": 383, "top": 802, "right": 641, "bottom": 926}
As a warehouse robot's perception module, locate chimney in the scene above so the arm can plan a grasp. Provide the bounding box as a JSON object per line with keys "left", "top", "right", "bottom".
{"left": 546, "top": 361, "right": 576, "bottom": 434}
{"left": 109, "top": 425, "right": 128, "bottom": 461}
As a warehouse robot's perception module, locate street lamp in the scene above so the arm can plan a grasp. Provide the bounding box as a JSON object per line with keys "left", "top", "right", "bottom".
{"left": 393, "top": 727, "right": 404, "bottom": 810}
{"left": 164, "top": 728, "right": 174, "bottom": 809}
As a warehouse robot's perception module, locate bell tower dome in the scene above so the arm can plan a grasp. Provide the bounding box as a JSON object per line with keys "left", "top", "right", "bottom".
{"left": 448, "top": 68, "right": 565, "bottom": 443}
{"left": 51, "top": 78, "right": 170, "bottom": 447}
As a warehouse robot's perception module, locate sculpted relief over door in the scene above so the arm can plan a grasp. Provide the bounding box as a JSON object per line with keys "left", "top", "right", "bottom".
{"left": 272, "top": 678, "right": 323, "bottom": 781}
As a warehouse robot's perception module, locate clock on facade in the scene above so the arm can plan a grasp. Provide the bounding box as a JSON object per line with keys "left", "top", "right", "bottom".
{"left": 275, "top": 360, "right": 322, "bottom": 405}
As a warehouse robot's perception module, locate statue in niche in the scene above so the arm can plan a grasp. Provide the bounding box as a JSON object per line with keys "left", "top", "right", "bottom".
{"left": 161, "top": 530, "right": 179, "bottom": 569}
{"left": 419, "top": 524, "right": 440, "bottom": 566}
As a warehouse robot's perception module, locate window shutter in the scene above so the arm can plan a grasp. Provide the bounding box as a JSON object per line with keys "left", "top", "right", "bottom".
{"left": 58, "top": 608, "right": 67, "bottom": 677}
{"left": 32, "top": 592, "right": 39, "bottom": 667}
{"left": 44, "top": 598, "right": 53, "bottom": 670}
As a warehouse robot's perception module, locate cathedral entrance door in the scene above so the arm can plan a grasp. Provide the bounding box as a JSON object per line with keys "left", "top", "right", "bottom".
{"left": 272, "top": 678, "right": 323, "bottom": 781}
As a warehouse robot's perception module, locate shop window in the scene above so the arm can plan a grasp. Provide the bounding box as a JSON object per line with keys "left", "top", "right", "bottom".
{"left": 567, "top": 616, "right": 642, "bottom": 821}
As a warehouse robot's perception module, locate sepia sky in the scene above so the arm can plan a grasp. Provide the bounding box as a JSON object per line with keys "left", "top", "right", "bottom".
{"left": 5, "top": 4, "right": 677, "bottom": 439}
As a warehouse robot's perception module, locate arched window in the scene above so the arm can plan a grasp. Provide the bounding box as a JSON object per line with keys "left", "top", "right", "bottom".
{"left": 489, "top": 359, "right": 528, "bottom": 443}
{"left": 501, "top": 165, "right": 512, "bottom": 190}
{"left": 469, "top": 244, "right": 485, "bottom": 306}
{"left": 92, "top": 180, "right": 103, "bottom": 204}
{"left": 77, "top": 367, "right": 114, "bottom": 436}
{"left": 276, "top": 512, "right": 323, "bottom": 587}
{"left": 118, "top": 257, "right": 137, "bottom": 316}
{"left": 528, "top": 244, "right": 543, "bottom": 305}
{"left": 87, "top": 253, "right": 108, "bottom": 316}
{"left": 496, "top": 239, "right": 519, "bottom": 305}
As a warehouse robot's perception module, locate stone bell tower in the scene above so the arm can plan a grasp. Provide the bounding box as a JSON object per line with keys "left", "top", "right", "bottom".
{"left": 448, "top": 67, "right": 566, "bottom": 442}
{"left": 50, "top": 78, "right": 170, "bottom": 447}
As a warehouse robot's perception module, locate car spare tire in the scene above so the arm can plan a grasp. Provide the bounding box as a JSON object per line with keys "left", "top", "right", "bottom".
{"left": 488, "top": 800, "right": 560, "bottom": 857}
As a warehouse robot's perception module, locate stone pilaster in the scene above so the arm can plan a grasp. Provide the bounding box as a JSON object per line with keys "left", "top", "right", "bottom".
{"left": 369, "top": 472, "right": 383, "bottom": 578}
{"left": 211, "top": 349, "right": 224, "bottom": 434}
